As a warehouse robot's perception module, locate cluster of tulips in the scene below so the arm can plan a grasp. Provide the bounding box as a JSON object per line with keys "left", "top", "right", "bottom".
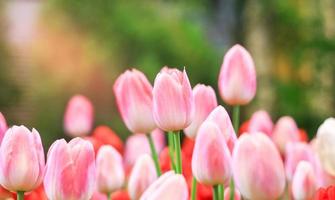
{"left": 0, "top": 44, "right": 335, "bottom": 200}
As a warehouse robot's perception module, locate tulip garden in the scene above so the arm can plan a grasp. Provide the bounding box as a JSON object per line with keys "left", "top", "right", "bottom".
{"left": 0, "top": 44, "right": 334, "bottom": 200}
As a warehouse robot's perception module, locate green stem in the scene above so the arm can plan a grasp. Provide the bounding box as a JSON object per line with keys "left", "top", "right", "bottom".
{"left": 173, "top": 131, "right": 182, "bottom": 174}
{"left": 213, "top": 185, "right": 220, "bottom": 200}
{"left": 218, "top": 184, "right": 224, "bottom": 200}
{"left": 168, "top": 132, "right": 176, "bottom": 171}
{"left": 146, "top": 134, "right": 162, "bottom": 176}
{"left": 191, "top": 176, "right": 197, "bottom": 200}
{"left": 17, "top": 191, "right": 24, "bottom": 200}
{"left": 233, "top": 105, "right": 240, "bottom": 133}
{"left": 229, "top": 179, "right": 235, "bottom": 200}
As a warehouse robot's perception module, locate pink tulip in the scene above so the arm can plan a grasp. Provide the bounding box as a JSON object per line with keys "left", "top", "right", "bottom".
{"left": 292, "top": 161, "right": 316, "bottom": 200}
{"left": 140, "top": 171, "right": 188, "bottom": 200}
{"left": 247, "top": 110, "right": 273, "bottom": 137}
{"left": 0, "top": 113, "right": 8, "bottom": 144}
{"left": 224, "top": 188, "right": 241, "bottom": 200}
{"left": 113, "top": 69, "right": 156, "bottom": 133}
{"left": 204, "top": 106, "right": 236, "bottom": 153}
{"left": 44, "top": 137, "right": 95, "bottom": 200}
{"left": 184, "top": 84, "right": 217, "bottom": 139}
{"left": 218, "top": 44, "right": 256, "bottom": 105}
{"left": 272, "top": 116, "right": 300, "bottom": 155}
{"left": 192, "top": 121, "right": 232, "bottom": 185}
{"left": 316, "top": 118, "right": 335, "bottom": 176}
{"left": 153, "top": 67, "right": 194, "bottom": 131}
{"left": 64, "top": 95, "right": 94, "bottom": 137}
{"left": 128, "top": 154, "right": 157, "bottom": 200}
{"left": 0, "top": 125, "right": 44, "bottom": 192}
{"left": 96, "top": 145, "right": 124, "bottom": 194}
{"left": 285, "top": 142, "right": 316, "bottom": 181}
{"left": 124, "top": 129, "right": 165, "bottom": 168}
{"left": 232, "top": 132, "right": 286, "bottom": 200}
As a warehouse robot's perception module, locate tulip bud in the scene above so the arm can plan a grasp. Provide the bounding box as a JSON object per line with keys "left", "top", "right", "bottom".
{"left": 247, "top": 110, "right": 273, "bottom": 137}
{"left": 272, "top": 116, "right": 300, "bottom": 155}
{"left": 184, "top": 84, "right": 217, "bottom": 139}
{"left": 96, "top": 145, "right": 125, "bottom": 194}
{"left": 218, "top": 44, "right": 256, "bottom": 105}
{"left": 192, "top": 121, "right": 232, "bottom": 185}
{"left": 153, "top": 67, "right": 194, "bottom": 131}
{"left": 285, "top": 142, "right": 315, "bottom": 181}
{"left": 204, "top": 106, "right": 236, "bottom": 153}
{"left": 113, "top": 69, "right": 156, "bottom": 133}
{"left": 232, "top": 132, "right": 286, "bottom": 200}
{"left": 140, "top": 171, "right": 188, "bottom": 200}
{"left": 64, "top": 95, "right": 94, "bottom": 137}
{"left": 44, "top": 138, "right": 95, "bottom": 200}
{"left": 316, "top": 118, "right": 335, "bottom": 176}
{"left": 0, "top": 125, "right": 45, "bottom": 192}
{"left": 224, "top": 188, "right": 241, "bottom": 200}
{"left": 0, "top": 113, "right": 8, "bottom": 144}
{"left": 292, "top": 161, "right": 316, "bottom": 200}
{"left": 125, "top": 130, "right": 165, "bottom": 168}
{"left": 128, "top": 154, "right": 157, "bottom": 200}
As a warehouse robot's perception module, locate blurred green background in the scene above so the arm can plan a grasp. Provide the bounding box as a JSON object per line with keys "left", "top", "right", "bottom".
{"left": 0, "top": 0, "right": 334, "bottom": 148}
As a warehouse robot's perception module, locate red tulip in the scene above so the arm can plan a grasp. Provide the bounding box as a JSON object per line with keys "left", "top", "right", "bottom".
{"left": 0, "top": 125, "right": 45, "bottom": 192}
{"left": 44, "top": 138, "right": 95, "bottom": 200}
{"left": 113, "top": 69, "right": 156, "bottom": 133}
{"left": 153, "top": 67, "right": 194, "bottom": 131}
{"left": 92, "top": 126, "right": 124, "bottom": 154}
{"left": 184, "top": 84, "right": 217, "bottom": 139}
{"left": 64, "top": 95, "right": 94, "bottom": 137}
{"left": 218, "top": 44, "right": 256, "bottom": 105}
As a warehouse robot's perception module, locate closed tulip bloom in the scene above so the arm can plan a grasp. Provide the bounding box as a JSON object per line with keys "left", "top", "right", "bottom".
{"left": 0, "top": 126, "right": 45, "bottom": 192}
{"left": 0, "top": 113, "right": 8, "bottom": 144}
{"left": 153, "top": 67, "right": 194, "bottom": 131}
{"left": 232, "top": 132, "right": 285, "bottom": 200}
{"left": 272, "top": 116, "right": 300, "bottom": 155}
{"left": 316, "top": 118, "right": 335, "bottom": 176}
{"left": 114, "top": 69, "right": 156, "bottom": 133}
{"left": 44, "top": 138, "right": 95, "bottom": 200}
{"left": 292, "top": 161, "right": 316, "bottom": 200}
{"left": 140, "top": 171, "right": 188, "bottom": 200}
{"left": 218, "top": 44, "right": 256, "bottom": 105}
{"left": 192, "top": 121, "right": 232, "bottom": 185}
{"left": 204, "top": 106, "right": 236, "bottom": 153}
{"left": 248, "top": 110, "right": 274, "bottom": 137}
{"left": 96, "top": 145, "right": 124, "bottom": 194}
{"left": 64, "top": 95, "right": 94, "bottom": 137}
{"left": 125, "top": 130, "right": 165, "bottom": 168}
{"left": 128, "top": 154, "right": 157, "bottom": 200}
{"left": 285, "top": 142, "right": 316, "bottom": 181}
{"left": 184, "top": 84, "right": 217, "bottom": 139}
{"left": 224, "top": 188, "right": 241, "bottom": 200}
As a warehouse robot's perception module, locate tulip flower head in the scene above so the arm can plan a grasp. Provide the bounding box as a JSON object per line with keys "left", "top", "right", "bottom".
{"left": 224, "top": 187, "right": 241, "bottom": 200}
{"left": 128, "top": 154, "right": 157, "bottom": 200}
{"left": 153, "top": 67, "right": 194, "bottom": 131}
{"left": 184, "top": 84, "right": 217, "bottom": 139}
{"left": 64, "top": 95, "right": 94, "bottom": 137}
{"left": 0, "top": 113, "right": 8, "bottom": 144}
{"left": 218, "top": 44, "right": 256, "bottom": 105}
{"left": 192, "top": 121, "right": 232, "bottom": 185}
{"left": 272, "top": 116, "right": 300, "bottom": 155}
{"left": 113, "top": 69, "right": 156, "bottom": 133}
{"left": 0, "top": 125, "right": 45, "bottom": 192}
{"left": 247, "top": 110, "right": 274, "bottom": 137}
{"left": 140, "top": 171, "right": 188, "bottom": 200}
{"left": 232, "top": 132, "right": 286, "bottom": 200}
{"left": 316, "top": 118, "right": 335, "bottom": 176}
{"left": 292, "top": 161, "right": 316, "bottom": 200}
{"left": 44, "top": 137, "right": 96, "bottom": 200}
{"left": 96, "top": 145, "right": 125, "bottom": 194}
{"left": 204, "top": 106, "right": 236, "bottom": 153}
